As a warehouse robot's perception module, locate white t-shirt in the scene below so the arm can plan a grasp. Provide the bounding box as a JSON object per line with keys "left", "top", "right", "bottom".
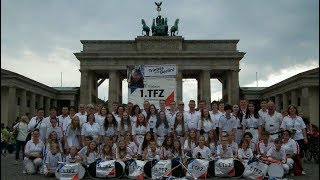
{"left": 101, "top": 124, "right": 118, "bottom": 137}
{"left": 237, "top": 148, "right": 253, "bottom": 159}
{"left": 58, "top": 115, "right": 71, "bottom": 132}
{"left": 78, "top": 146, "right": 99, "bottom": 165}
{"left": 192, "top": 146, "right": 211, "bottom": 159}
{"left": 242, "top": 115, "right": 261, "bottom": 129}
{"left": 183, "top": 139, "right": 197, "bottom": 150}
{"left": 45, "top": 151, "right": 62, "bottom": 168}
{"left": 95, "top": 114, "right": 106, "bottom": 127}
{"left": 13, "top": 122, "right": 28, "bottom": 142}
{"left": 267, "top": 146, "right": 286, "bottom": 161}
{"left": 197, "top": 118, "right": 215, "bottom": 133}
{"left": 218, "top": 115, "right": 237, "bottom": 133}
{"left": 24, "top": 139, "right": 45, "bottom": 155}
{"left": 174, "top": 122, "right": 188, "bottom": 137}
{"left": 184, "top": 111, "right": 201, "bottom": 130}
{"left": 280, "top": 115, "right": 306, "bottom": 140}
{"left": 154, "top": 123, "right": 171, "bottom": 137}
{"left": 28, "top": 116, "right": 47, "bottom": 142}
{"left": 281, "top": 138, "right": 299, "bottom": 155}
{"left": 147, "top": 114, "right": 157, "bottom": 130}
{"left": 262, "top": 112, "right": 282, "bottom": 134}
{"left": 132, "top": 123, "right": 147, "bottom": 145}
{"left": 74, "top": 112, "right": 87, "bottom": 127}
{"left": 209, "top": 111, "right": 223, "bottom": 129}
{"left": 228, "top": 142, "right": 238, "bottom": 155}
{"left": 81, "top": 122, "right": 103, "bottom": 141}
{"left": 46, "top": 126, "right": 63, "bottom": 141}
{"left": 216, "top": 144, "right": 233, "bottom": 158}
{"left": 64, "top": 125, "right": 81, "bottom": 148}
{"left": 257, "top": 140, "right": 274, "bottom": 156}
{"left": 145, "top": 148, "right": 161, "bottom": 160}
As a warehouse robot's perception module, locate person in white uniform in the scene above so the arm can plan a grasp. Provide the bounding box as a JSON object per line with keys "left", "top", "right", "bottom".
{"left": 184, "top": 100, "right": 201, "bottom": 130}
{"left": 242, "top": 101, "right": 261, "bottom": 144}
{"left": 218, "top": 104, "right": 237, "bottom": 140}
{"left": 81, "top": 113, "right": 103, "bottom": 146}
{"left": 260, "top": 101, "right": 283, "bottom": 141}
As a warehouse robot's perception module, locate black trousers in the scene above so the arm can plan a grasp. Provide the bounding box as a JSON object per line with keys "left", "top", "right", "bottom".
{"left": 15, "top": 140, "right": 26, "bottom": 160}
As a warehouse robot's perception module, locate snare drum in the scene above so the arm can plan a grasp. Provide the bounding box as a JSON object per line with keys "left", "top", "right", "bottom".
{"left": 267, "top": 163, "right": 284, "bottom": 178}
{"left": 87, "top": 159, "right": 125, "bottom": 179}
{"left": 171, "top": 158, "right": 184, "bottom": 178}
{"left": 186, "top": 158, "right": 209, "bottom": 178}
{"left": 143, "top": 159, "right": 158, "bottom": 179}
{"left": 55, "top": 162, "right": 85, "bottom": 180}
{"left": 233, "top": 159, "right": 245, "bottom": 178}
{"left": 125, "top": 159, "right": 146, "bottom": 179}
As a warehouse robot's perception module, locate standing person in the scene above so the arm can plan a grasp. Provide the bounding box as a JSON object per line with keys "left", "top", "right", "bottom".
{"left": 118, "top": 111, "right": 132, "bottom": 138}
{"left": 43, "top": 107, "right": 58, "bottom": 127}
{"left": 114, "top": 105, "right": 125, "bottom": 125}
{"left": 75, "top": 104, "right": 87, "bottom": 127}
{"left": 86, "top": 104, "right": 96, "bottom": 115}
{"left": 232, "top": 104, "right": 243, "bottom": 145}
{"left": 218, "top": 101, "right": 226, "bottom": 115}
{"left": 166, "top": 100, "right": 177, "bottom": 130}
{"left": 146, "top": 104, "right": 158, "bottom": 133}
{"left": 81, "top": 113, "right": 103, "bottom": 146}
{"left": 173, "top": 112, "right": 188, "bottom": 145}
{"left": 158, "top": 99, "right": 167, "bottom": 112}
{"left": 239, "top": 98, "right": 248, "bottom": 117}
{"left": 23, "top": 129, "right": 45, "bottom": 174}
{"left": 280, "top": 104, "right": 308, "bottom": 174}
{"left": 242, "top": 101, "right": 261, "bottom": 143}
{"left": 132, "top": 114, "right": 148, "bottom": 147}
{"left": 28, "top": 108, "right": 46, "bottom": 143}
{"left": 154, "top": 110, "right": 171, "bottom": 146}
{"left": 126, "top": 102, "right": 134, "bottom": 115}
{"left": 94, "top": 103, "right": 103, "bottom": 116}
{"left": 197, "top": 108, "right": 215, "bottom": 140}
{"left": 261, "top": 101, "right": 283, "bottom": 141}
{"left": 185, "top": 100, "right": 201, "bottom": 131}
{"left": 258, "top": 99, "right": 268, "bottom": 118}
{"left": 130, "top": 104, "right": 141, "bottom": 124}
{"left": 198, "top": 100, "right": 207, "bottom": 112}
{"left": 111, "top": 102, "right": 119, "bottom": 117}
{"left": 64, "top": 116, "right": 81, "bottom": 153}
{"left": 13, "top": 116, "right": 29, "bottom": 164}
{"left": 141, "top": 100, "right": 150, "bottom": 118}
{"left": 218, "top": 104, "right": 237, "bottom": 140}
{"left": 95, "top": 106, "right": 108, "bottom": 127}
{"left": 68, "top": 106, "right": 77, "bottom": 119}
{"left": 210, "top": 101, "right": 223, "bottom": 141}
{"left": 46, "top": 117, "right": 63, "bottom": 143}
{"left": 58, "top": 106, "right": 70, "bottom": 134}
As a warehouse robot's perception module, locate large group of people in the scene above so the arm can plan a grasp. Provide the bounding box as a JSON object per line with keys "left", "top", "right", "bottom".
{"left": 2, "top": 98, "right": 317, "bottom": 178}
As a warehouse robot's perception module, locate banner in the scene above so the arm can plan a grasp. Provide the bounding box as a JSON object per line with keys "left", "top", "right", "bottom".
{"left": 128, "top": 65, "right": 176, "bottom": 108}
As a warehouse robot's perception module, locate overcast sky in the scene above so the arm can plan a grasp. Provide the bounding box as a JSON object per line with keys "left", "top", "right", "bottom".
{"left": 1, "top": 0, "right": 319, "bottom": 106}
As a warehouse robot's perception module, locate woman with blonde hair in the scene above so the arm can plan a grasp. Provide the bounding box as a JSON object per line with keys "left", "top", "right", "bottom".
{"left": 64, "top": 115, "right": 81, "bottom": 153}
{"left": 12, "top": 116, "right": 29, "bottom": 164}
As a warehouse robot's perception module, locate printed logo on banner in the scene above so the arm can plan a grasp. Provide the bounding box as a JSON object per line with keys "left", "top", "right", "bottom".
{"left": 96, "top": 160, "right": 116, "bottom": 178}
{"left": 128, "top": 160, "right": 146, "bottom": 179}
{"left": 144, "top": 65, "right": 177, "bottom": 77}
{"left": 186, "top": 159, "right": 209, "bottom": 178}
{"left": 214, "top": 158, "right": 235, "bottom": 177}
{"left": 151, "top": 160, "right": 172, "bottom": 179}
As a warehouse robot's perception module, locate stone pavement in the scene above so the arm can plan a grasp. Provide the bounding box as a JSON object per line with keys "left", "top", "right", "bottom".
{"left": 1, "top": 152, "right": 319, "bottom": 179}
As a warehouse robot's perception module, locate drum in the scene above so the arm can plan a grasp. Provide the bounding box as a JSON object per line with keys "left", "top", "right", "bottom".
{"left": 55, "top": 162, "right": 85, "bottom": 180}
{"left": 87, "top": 159, "right": 125, "bottom": 179}
{"left": 267, "top": 163, "right": 284, "bottom": 178}
{"left": 186, "top": 158, "right": 209, "bottom": 178}
{"left": 214, "top": 158, "right": 234, "bottom": 177}
{"left": 207, "top": 160, "right": 215, "bottom": 178}
{"left": 125, "top": 159, "right": 146, "bottom": 179}
{"left": 143, "top": 159, "right": 158, "bottom": 179}
{"left": 233, "top": 159, "right": 245, "bottom": 178}
{"left": 171, "top": 158, "right": 184, "bottom": 178}
{"left": 242, "top": 161, "right": 268, "bottom": 180}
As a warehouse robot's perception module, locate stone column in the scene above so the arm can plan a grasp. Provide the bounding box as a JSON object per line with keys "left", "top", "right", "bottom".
{"left": 45, "top": 97, "right": 51, "bottom": 116}
{"left": 8, "top": 86, "right": 17, "bottom": 125}
{"left": 291, "top": 90, "right": 298, "bottom": 106}
{"left": 200, "top": 70, "right": 211, "bottom": 106}
{"left": 108, "top": 71, "right": 120, "bottom": 110}
{"left": 80, "top": 69, "right": 90, "bottom": 104}
{"left": 176, "top": 71, "right": 183, "bottom": 102}
{"left": 300, "top": 87, "right": 309, "bottom": 118}
{"left": 30, "top": 93, "right": 36, "bottom": 117}
{"left": 282, "top": 93, "right": 288, "bottom": 112}
{"left": 197, "top": 76, "right": 201, "bottom": 104}
{"left": 20, "top": 89, "right": 27, "bottom": 116}
{"left": 275, "top": 94, "right": 281, "bottom": 112}
{"left": 39, "top": 95, "right": 44, "bottom": 109}
{"left": 230, "top": 70, "right": 240, "bottom": 105}
{"left": 308, "top": 87, "right": 319, "bottom": 126}
{"left": 118, "top": 76, "right": 123, "bottom": 104}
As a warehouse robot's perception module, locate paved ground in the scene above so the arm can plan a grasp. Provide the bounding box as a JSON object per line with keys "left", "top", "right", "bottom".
{"left": 1, "top": 152, "right": 319, "bottom": 179}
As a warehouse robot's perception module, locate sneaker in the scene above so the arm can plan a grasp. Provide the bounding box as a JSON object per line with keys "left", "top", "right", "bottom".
{"left": 302, "top": 171, "right": 306, "bottom": 175}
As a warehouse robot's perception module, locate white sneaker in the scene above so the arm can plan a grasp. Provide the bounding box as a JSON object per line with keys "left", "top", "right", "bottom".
{"left": 302, "top": 171, "right": 306, "bottom": 175}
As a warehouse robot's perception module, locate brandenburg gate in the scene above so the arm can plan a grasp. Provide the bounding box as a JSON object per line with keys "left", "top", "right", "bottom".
{"left": 74, "top": 3, "right": 245, "bottom": 109}
{"left": 74, "top": 36, "right": 245, "bottom": 109}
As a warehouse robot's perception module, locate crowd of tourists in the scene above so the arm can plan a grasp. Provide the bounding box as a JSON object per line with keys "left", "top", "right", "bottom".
{"left": 1, "top": 98, "right": 318, "bottom": 178}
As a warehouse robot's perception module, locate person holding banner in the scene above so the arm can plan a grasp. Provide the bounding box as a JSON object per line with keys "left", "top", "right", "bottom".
{"left": 154, "top": 110, "right": 171, "bottom": 146}
{"left": 132, "top": 114, "right": 148, "bottom": 147}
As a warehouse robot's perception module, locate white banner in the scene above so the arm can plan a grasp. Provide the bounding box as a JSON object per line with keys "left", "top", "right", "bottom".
{"left": 151, "top": 160, "right": 172, "bottom": 179}
{"left": 186, "top": 159, "right": 209, "bottom": 178}
{"left": 144, "top": 65, "right": 177, "bottom": 77}
{"left": 128, "top": 77, "right": 176, "bottom": 109}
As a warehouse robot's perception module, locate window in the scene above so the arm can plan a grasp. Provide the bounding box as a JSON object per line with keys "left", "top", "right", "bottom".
{"left": 17, "top": 98, "right": 21, "bottom": 105}
{"left": 298, "top": 98, "right": 301, "bottom": 106}
{"left": 27, "top": 100, "right": 30, "bottom": 107}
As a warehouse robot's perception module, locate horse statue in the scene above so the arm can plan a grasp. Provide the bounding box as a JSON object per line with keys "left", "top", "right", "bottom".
{"left": 151, "top": 19, "right": 156, "bottom": 35}
{"left": 170, "top": 18, "right": 179, "bottom": 36}
{"left": 141, "top": 19, "right": 150, "bottom": 36}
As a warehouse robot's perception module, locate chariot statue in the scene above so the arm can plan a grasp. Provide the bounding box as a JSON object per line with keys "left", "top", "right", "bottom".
{"left": 140, "top": 2, "right": 179, "bottom": 36}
